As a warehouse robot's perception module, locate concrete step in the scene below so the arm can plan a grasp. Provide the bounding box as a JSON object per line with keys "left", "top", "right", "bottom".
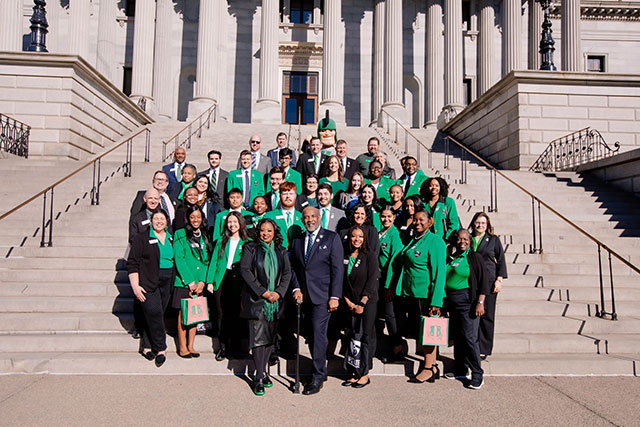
{"left": 0, "top": 296, "right": 131, "bottom": 313}
{"left": 0, "top": 281, "right": 130, "bottom": 298}
{"left": 0, "top": 312, "right": 133, "bottom": 332}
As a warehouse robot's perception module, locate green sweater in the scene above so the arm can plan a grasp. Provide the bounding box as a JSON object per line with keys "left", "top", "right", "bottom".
{"left": 400, "top": 230, "right": 447, "bottom": 307}
{"left": 173, "top": 229, "right": 209, "bottom": 288}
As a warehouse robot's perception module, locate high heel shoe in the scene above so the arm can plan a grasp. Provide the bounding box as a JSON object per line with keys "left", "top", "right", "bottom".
{"left": 408, "top": 365, "right": 438, "bottom": 384}
{"left": 431, "top": 363, "right": 441, "bottom": 380}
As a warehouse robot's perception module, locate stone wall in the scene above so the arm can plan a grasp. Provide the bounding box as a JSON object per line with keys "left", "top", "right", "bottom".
{"left": 441, "top": 70, "right": 640, "bottom": 170}
{"left": 577, "top": 148, "right": 640, "bottom": 198}
{"left": 0, "top": 52, "right": 153, "bottom": 159}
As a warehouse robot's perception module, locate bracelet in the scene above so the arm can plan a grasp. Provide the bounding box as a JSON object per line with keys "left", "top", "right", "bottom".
{"left": 477, "top": 301, "right": 485, "bottom": 305}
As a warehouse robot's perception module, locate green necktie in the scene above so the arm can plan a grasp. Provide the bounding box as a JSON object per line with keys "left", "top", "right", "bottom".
{"left": 314, "top": 154, "right": 319, "bottom": 172}
{"left": 286, "top": 211, "right": 292, "bottom": 228}
{"left": 211, "top": 169, "right": 217, "bottom": 191}
{"left": 321, "top": 208, "right": 328, "bottom": 229}
{"left": 177, "top": 164, "right": 183, "bottom": 182}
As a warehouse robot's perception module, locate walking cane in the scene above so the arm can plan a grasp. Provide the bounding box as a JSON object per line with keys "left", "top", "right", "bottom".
{"left": 293, "top": 298, "right": 302, "bottom": 394}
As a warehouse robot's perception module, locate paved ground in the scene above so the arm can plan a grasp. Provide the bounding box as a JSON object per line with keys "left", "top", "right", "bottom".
{"left": 0, "top": 374, "right": 638, "bottom": 426}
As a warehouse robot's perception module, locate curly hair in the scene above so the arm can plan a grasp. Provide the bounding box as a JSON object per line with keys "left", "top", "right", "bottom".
{"left": 347, "top": 202, "right": 374, "bottom": 227}
{"left": 255, "top": 218, "right": 283, "bottom": 248}
{"left": 346, "top": 225, "right": 369, "bottom": 254}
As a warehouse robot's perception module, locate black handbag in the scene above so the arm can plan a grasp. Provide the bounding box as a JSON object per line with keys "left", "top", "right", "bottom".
{"left": 344, "top": 315, "right": 368, "bottom": 378}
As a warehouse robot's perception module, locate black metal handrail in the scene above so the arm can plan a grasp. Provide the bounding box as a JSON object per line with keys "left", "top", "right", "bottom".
{"left": 0, "top": 113, "right": 31, "bottom": 158}
{"left": 529, "top": 127, "right": 620, "bottom": 172}
{"left": 162, "top": 104, "right": 216, "bottom": 162}
{"left": 378, "top": 111, "right": 639, "bottom": 321}
{"left": 0, "top": 126, "right": 150, "bottom": 253}
{"left": 377, "top": 109, "right": 433, "bottom": 169}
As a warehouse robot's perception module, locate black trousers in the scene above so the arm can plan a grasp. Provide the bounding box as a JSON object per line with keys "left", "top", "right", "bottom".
{"left": 139, "top": 268, "right": 173, "bottom": 353}
{"left": 478, "top": 292, "right": 497, "bottom": 355}
{"left": 306, "top": 302, "right": 332, "bottom": 383}
{"left": 210, "top": 269, "right": 245, "bottom": 354}
{"left": 381, "top": 295, "right": 408, "bottom": 348}
{"left": 446, "top": 288, "right": 483, "bottom": 380}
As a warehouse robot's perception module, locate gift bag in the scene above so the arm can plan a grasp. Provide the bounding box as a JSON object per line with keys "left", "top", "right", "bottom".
{"left": 181, "top": 295, "right": 209, "bottom": 326}
{"left": 419, "top": 316, "right": 449, "bottom": 346}
{"left": 344, "top": 317, "right": 368, "bottom": 378}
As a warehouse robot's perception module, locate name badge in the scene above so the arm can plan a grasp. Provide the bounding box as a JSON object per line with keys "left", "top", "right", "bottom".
{"left": 452, "top": 262, "right": 459, "bottom": 267}
{"left": 149, "top": 239, "right": 158, "bottom": 245}
{"left": 343, "top": 259, "right": 349, "bottom": 265}
{"left": 276, "top": 215, "right": 284, "bottom": 220}
{"left": 236, "top": 174, "right": 243, "bottom": 178}
{"left": 301, "top": 202, "right": 308, "bottom": 207}
{"left": 141, "top": 219, "right": 150, "bottom": 225}
{"left": 307, "top": 158, "right": 314, "bottom": 162}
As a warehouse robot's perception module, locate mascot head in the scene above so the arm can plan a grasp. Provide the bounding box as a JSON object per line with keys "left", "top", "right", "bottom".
{"left": 317, "top": 110, "right": 337, "bottom": 149}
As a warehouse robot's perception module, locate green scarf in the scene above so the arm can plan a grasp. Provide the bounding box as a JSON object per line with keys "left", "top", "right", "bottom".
{"left": 261, "top": 240, "right": 279, "bottom": 322}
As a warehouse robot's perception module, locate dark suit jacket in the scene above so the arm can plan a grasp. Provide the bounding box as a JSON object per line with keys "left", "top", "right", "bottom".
{"left": 321, "top": 206, "right": 347, "bottom": 233}
{"left": 264, "top": 191, "right": 282, "bottom": 211}
{"left": 320, "top": 156, "right": 358, "bottom": 180}
{"left": 342, "top": 250, "right": 379, "bottom": 304}
{"left": 205, "top": 167, "right": 229, "bottom": 204}
{"left": 162, "top": 162, "right": 185, "bottom": 185}
{"left": 129, "top": 190, "right": 178, "bottom": 219}
{"left": 167, "top": 181, "right": 187, "bottom": 200}
{"left": 471, "top": 234, "right": 508, "bottom": 285}
{"left": 465, "top": 251, "right": 492, "bottom": 305}
{"left": 267, "top": 147, "right": 297, "bottom": 168}
{"left": 173, "top": 199, "right": 221, "bottom": 233}
{"left": 297, "top": 152, "right": 328, "bottom": 178}
{"left": 290, "top": 229, "right": 344, "bottom": 305}
{"left": 127, "top": 230, "right": 175, "bottom": 292}
{"left": 129, "top": 210, "right": 151, "bottom": 245}
{"left": 239, "top": 242, "right": 291, "bottom": 320}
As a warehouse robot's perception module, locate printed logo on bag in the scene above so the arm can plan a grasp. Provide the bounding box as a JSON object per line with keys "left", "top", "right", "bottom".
{"left": 429, "top": 325, "right": 442, "bottom": 337}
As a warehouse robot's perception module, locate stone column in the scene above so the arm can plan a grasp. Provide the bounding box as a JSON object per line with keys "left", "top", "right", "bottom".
{"left": 502, "top": 0, "right": 521, "bottom": 76}
{"left": 528, "top": 0, "right": 542, "bottom": 70}
{"left": 130, "top": 0, "right": 156, "bottom": 107}
{"left": 189, "top": 0, "right": 224, "bottom": 118}
{"left": 153, "top": 0, "right": 174, "bottom": 119}
{"left": 0, "top": 0, "right": 22, "bottom": 51}
{"left": 320, "top": 0, "right": 346, "bottom": 124}
{"left": 439, "top": 0, "right": 464, "bottom": 126}
{"left": 254, "top": 0, "right": 281, "bottom": 123}
{"left": 382, "top": 0, "right": 407, "bottom": 123}
{"left": 478, "top": 0, "right": 495, "bottom": 95}
{"left": 97, "top": 0, "right": 118, "bottom": 82}
{"left": 373, "top": 0, "right": 385, "bottom": 123}
{"left": 425, "top": 0, "right": 444, "bottom": 127}
{"left": 561, "top": 0, "right": 582, "bottom": 71}
{"left": 69, "top": 0, "right": 91, "bottom": 60}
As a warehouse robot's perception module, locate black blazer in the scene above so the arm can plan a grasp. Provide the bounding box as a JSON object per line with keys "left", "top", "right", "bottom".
{"left": 173, "top": 199, "right": 221, "bottom": 233}
{"left": 471, "top": 234, "right": 508, "bottom": 286}
{"left": 297, "top": 152, "right": 328, "bottom": 178}
{"left": 239, "top": 242, "right": 292, "bottom": 320}
{"left": 264, "top": 191, "right": 282, "bottom": 211}
{"left": 294, "top": 194, "right": 318, "bottom": 212}
{"left": 127, "top": 230, "right": 175, "bottom": 292}
{"left": 205, "top": 168, "right": 229, "bottom": 205}
{"left": 129, "top": 210, "right": 151, "bottom": 245}
{"left": 342, "top": 250, "right": 379, "bottom": 304}
{"left": 465, "top": 251, "right": 491, "bottom": 303}
{"left": 129, "top": 190, "right": 177, "bottom": 219}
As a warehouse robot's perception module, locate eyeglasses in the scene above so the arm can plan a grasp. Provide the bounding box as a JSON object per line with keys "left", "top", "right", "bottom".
{"left": 370, "top": 166, "right": 382, "bottom": 170}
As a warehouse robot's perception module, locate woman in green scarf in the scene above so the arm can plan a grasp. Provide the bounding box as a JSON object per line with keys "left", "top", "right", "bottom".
{"left": 239, "top": 218, "right": 292, "bottom": 396}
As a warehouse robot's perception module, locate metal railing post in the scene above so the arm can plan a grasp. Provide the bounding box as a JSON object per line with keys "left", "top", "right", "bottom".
{"left": 91, "top": 161, "right": 97, "bottom": 205}
{"left": 40, "top": 191, "right": 47, "bottom": 247}
{"left": 96, "top": 159, "right": 101, "bottom": 206}
{"left": 188, "top": 124, "right": 192, "bottom": 149}
{"left": 404, "top": 131, "right": 408, "bottom": 154}
{"left": 47, "top": 187, "right": 54, "bottom": 247}
{"left": 596, "top": 244, "right": 606, "bottom": 318}
{"left": 460, "top": 149, "right": 467, "bottom": 184}
{"left": 145, "top": 129, "right": 150, "bottom": 162}
{"left": 608, "top": 251, "right": 617, "bottom": 320}
{"left": 198, "top": 116, "right": 202, "bottom": 138}
{"left": 537, "top": 199, "right": 543, "bottom": 253}
{"left": 530, "top": 197, "right": 538, "bottom": 254}
{"left": 444, "top": 137, "right": 450, "bottom": 169}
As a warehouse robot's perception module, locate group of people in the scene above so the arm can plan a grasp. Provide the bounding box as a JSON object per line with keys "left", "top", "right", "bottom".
{"left": 126, "top": 128, "right": 507, "bottom": 395}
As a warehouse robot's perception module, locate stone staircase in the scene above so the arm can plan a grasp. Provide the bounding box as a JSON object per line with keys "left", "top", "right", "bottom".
{"left": 0, "top": 118, "right": 638, "bottom": 376}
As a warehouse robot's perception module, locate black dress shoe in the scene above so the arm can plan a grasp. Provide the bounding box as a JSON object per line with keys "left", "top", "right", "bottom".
{"left": 190, "top": 352, "right": 200, "bottom": 358}
{"left": 132, "top": 331, "right": 141, "bottom": 340}
{"left": 155, "top": 354, "right": 166, "bottom": 367}
{"left": 352, "top": 378, "right": 371, "bottom": 389}
{"left": 341, "top": 379, "right": 357, "bottom": 387}
{"left": 302, "top": 381, "right": 323, "bottom": 395}
{"left": 268, "top": 351, "right": 279, "bottom": 366}
{"left": 215, "top": 346, "right": 226, "bottom": 361}
{"left": 178, "top": 352, "right": 192, "bottom": 359}
{"left": 253, "top": 380, "right": 265, "bottom": 396}
{"left": 139, "top": 350, "right": 155, "bottom": 361}
{"left": 263, "top": 374, "right": 273, "bottom": 388}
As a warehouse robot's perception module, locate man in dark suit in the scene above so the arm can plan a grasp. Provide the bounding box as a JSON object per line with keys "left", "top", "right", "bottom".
{"left": 129, "top": 188, "right": 161, "bottom": 244}
{"left": 130, "top": 170, "right": 177, "bottom": 225}
{"left": 162, "top": 147, "right": 187, "bottom": 185}
{"left": 296, "top": 137, "right": 327, "bottom": 179}
{"left": 290, "top": 207, "right": 344, "bottom": 395}
{"left": 205, "top": 149, "right": 228, "bottom": 204}
{"left": 267, "top": 132, "right": 297, "bottom": 168}
{"left": 320, "top": 139, "right": 358, "bottom": 180}
{"left": 237, "top": 135, "right": 270, "bottom": 176}
{"left": 316, "top": 183, "right": 347, "bottom": 233}
{"left": 264, "top": 166, "right": 284, "bottom": 211}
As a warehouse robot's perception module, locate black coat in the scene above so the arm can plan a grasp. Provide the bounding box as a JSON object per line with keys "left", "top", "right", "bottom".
{"left": 297, "top": 152, "right": 328, "bottom": 179}
{"left": 465, "top": 251, "right": 492, "bottom": 303}
{"left": 342, "top": 250, "right": 379, "bottom": 304}
{"left": 128, "top": 210, "right": 151, "bottom": 245}
{"left": 239, "top": 242, "right": 291, "bottom": 320}
{"left": 471, "top": 234, "right": 508, "bottom": 286}
{"left": 127, "top": 230, "right": 175, "bottom": 292}
{"left": 129, "top": 190, "right": 177, "bottom": 221}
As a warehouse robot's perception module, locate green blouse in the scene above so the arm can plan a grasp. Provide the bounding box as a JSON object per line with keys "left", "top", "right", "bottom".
{"left": 319, "top": 177, "right": 349, "bottom": 197}
{"left": 150, "top": 228, "right": 174, "bottom": 269}
{"left": 446, "top": 249, "right": 471, "bottom": 291}
{"left": 348, "top": 256, "right": 357, "bottom": 275}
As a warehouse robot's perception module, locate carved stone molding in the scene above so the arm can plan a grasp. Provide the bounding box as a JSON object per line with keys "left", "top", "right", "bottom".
{"left": 549, "top": 2, "right": 640, "bottom": 21}
{"left": 278, "top": 42, "right": 323, "bottom": 69}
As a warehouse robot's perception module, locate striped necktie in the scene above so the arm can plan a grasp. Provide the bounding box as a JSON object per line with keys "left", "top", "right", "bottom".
{"left": 251, "top": 153, "right": 258, "bottom": 169}
{"left": 159, "top": 194, "right": 169, "bottom": 213}
{"left": 210, "top": 169, "right": 218, "bottom": 191}
{"left": 305, "top": 233, "right": 315, "bottom": 263}
{"left": 244, "top": 170, "right": 251, "bottom": 206}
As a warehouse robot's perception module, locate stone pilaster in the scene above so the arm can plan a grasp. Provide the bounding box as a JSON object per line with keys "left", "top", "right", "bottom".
{"left": 425, "top": 0, "right": 444, "bottom": 127}
{"left": 382, "top": 0, "right": 407, "bottom": 123}
{"left": 69, "top": 0, "right": 90, "bottom": 60}
{"left": 254, "top": 0, "right": 281, "bottom": 123}
{"left": 478, "top": 0, "right": 495, "bottom": 95}
{"left": 153, "top": 0, "right": 174, "bottom": 119}
{"left": 528, "top": 0, "right": 542, "bottom": 70}
{"left": 502, "top": 0, "right": 521, "bottom": 75}
{"left": 0, "top": 0, "right": 22, "bottom": 51}
{"left": 320, "top": 0, "right": 346, "bottom": 124}
{"left": 561, "top": 0, "right": 582, "bottom": 71}
{"left": 97, "top": 0, "right": 118, "bottom": 82}
{"left": 130, "top": 0, "right": 156, "bottom": 107}
{"left": 189, "top": 0, "right": 225, "bottom": 118}
{"left": 439, "top": 0, "right": 464, "bottom": 126}
{"left": 373, "top": 0, "right": 385, "bottom": 123}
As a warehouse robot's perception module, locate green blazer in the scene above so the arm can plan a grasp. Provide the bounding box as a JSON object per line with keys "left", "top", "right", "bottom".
{"left": 264, "top": 208, "right": 306, "bottom": 249}
{"left": 173, "top": 229, "right": 210, "bottom": 288}
{"left": 379, "top": 225, "right": 405, "bottom": 295}
{"left": 226, "top": 168, "right": 265, "bottom": 206}
{"left": 206, "top": 238, "right": 246, "bottom": 291}
{"left": 266, "top": 168, "right": 303, "bottom": 195}
{"left": 211, "top": 208, "right": 254, "bottom": 241}
{"left": 396, "top": 170, "right": 427, "bottom": 198}
{"left": 427, "top": 196, "right": 460, "bottom": 240}
{"left": 401, "top": 231, "right": 446, "bottom": 307}
{"left": 373, "top": 176, "right": 396, "bottom": 203}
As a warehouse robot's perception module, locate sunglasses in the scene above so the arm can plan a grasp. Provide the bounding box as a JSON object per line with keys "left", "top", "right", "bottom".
{"left": 250, "top": 140, "right": 261, "bottom": 144}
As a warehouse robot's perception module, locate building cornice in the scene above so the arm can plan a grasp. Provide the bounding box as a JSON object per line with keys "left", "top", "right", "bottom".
{"left": 549, "top": 1, "right": 640, "bottom": 21}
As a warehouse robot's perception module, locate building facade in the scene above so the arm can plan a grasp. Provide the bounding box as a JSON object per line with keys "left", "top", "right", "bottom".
{"left": 2, "top": 0, "right": 640, "bottom": 128}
